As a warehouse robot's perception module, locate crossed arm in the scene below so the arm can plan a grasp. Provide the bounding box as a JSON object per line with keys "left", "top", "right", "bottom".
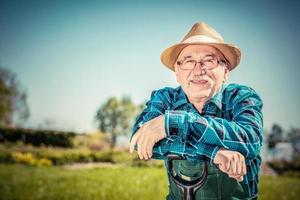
{"left": 129, "top": 87, "right": 263, "bottom": 181}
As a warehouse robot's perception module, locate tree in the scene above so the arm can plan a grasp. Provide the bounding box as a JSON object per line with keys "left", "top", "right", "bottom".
{"left": 286, "top": 128, "right": 300, "bottom": 157}
{"left": 94, "top": 96, "right": 140, "bottom": 148}
{"left": 267, "top": 124, "right": 284, "bottom": 148}
{"left": 0, "top": 67, "right": 30, "bottom": 127}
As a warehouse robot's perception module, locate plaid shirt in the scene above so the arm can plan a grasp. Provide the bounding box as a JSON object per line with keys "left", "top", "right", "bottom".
{"left": 131, "top": 83, "right": 264, "bottom": 197}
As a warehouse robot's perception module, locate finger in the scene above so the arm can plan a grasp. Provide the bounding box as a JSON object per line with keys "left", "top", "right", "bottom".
{"left": 231, "top": 156, "right": 237, "bottom": 174}
{"left": 137, "top": 143, "right": 143, "bottom": 159}
{"left": 130, "top": 131, "right": 142, "bottom": 153}
{"left": 218, "top": 163, "right": 225, "bottom": 172}
{"left": 228, "top": 159, "right": 233, "bottom": 173}
{"left": 239, "top": 159, "right": 246, "bottom": 176}
{"left": 228, "top": 174, "right": 236, "bottom": 179}
{"left": 141, "top": 135, "right": 149, "bottom": 160}
{"left": 129, "top": 135, "right": 137, "bottom": 153}
{"left": 238, "top": 154, "right": 244, "bottom": 175}
{"left": 236, "top": 175, "right": 243, "bottom": 182}
{"left": 239, "top": 155, "right": 245, "bottom": 176}
{"left": 141, "top": 137, "right": 149, "bottom": 160}
{"left": 236, "top": 158, "right": 241, "bottom": 175}
{"left": 243, "top": 161, "right": 247, "bottom": 175}
{"left": 226, "top": 160, "right": 230, "bottom": 171}
{"left": 229, "top": 174, "right": 243, "bottom": 182}
{"left": 220, "top": 162, "right": 229, "bottom": 173}
{"left": 137, "top": 135, "right": 144, "bottom": 160}
{"left": 240, "top": 162, "right": 244, "bottom": 176}
{"left": 146, "top": 142, "right": 153, "bottom": 159}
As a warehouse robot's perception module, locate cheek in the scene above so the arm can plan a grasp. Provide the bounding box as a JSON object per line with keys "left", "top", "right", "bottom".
{"left": 176, "top": 72, "right": 189, "bottom": 85}
{"left": 210, "top": 71, "right": 224, "bottom": 87}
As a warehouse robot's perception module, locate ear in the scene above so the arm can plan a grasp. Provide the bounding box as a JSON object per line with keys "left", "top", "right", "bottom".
{"left": 223, "top": 67, "right": 229, "bottom": 82}
{"left": 174, "top": 64, "right": 180, "bottom": 82}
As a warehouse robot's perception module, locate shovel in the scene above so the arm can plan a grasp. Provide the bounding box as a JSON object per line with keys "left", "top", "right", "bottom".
{"left": 167, "top": 154, "right": 208, "bottom": 200}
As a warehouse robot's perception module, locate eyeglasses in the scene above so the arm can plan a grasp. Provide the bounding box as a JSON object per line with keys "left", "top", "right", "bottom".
{"left": 176, "top": 55, "right": 228, "bottom": 71}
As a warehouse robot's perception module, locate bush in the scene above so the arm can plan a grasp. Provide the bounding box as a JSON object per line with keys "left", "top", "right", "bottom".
{"left": 268, "top": 156, "right": 300, "bottom": 175}
{"left": 91, "top": 151, "right": 114, "bottom": 163}
{"left": 11, "top": 152, "right": 52, "bottom": 167}
{"left": 282, "top": 170, "right": 300, "bottom": 178}
{"left": 0, "top": 143, "right": 164, "bottom": 167}
{"left": 0, "top": 150, "right": 12, "bottom": 163}
{"left": 0, "top": 127, "right": 76, "bottom": 147}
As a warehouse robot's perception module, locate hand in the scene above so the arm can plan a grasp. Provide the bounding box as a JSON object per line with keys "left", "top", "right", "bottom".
{"left": 213, "top": 148, "right": 247, "bottom": 182}
{"left": 129, "top": 115, "right": 166, "bottom": 160}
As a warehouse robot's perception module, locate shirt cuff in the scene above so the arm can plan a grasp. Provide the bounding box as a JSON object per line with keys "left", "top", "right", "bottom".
{"left": 193, "top": 143, "right": 220, "bottom": 164}
{"left": 209, "top": 146, "right": 221, "bottom": 165}
{"left": 164, "top": 110, "right": 188, "bottom": 140}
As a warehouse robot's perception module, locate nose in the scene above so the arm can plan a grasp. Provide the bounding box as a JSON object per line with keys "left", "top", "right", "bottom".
{"left": 193, "top": 63, "right": 205, "bottom": 75}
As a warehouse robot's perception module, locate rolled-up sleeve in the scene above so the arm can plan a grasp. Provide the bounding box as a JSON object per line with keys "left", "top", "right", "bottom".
{"left": 130, "top": 87, "right": 223, "bottom": 162}
{"left": 164, "top": 87, "right": 263, "bottom": 161}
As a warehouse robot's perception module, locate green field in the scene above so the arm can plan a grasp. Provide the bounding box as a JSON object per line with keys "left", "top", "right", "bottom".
{"left": 0, "top": 164, "right": 299, "bottom": 200}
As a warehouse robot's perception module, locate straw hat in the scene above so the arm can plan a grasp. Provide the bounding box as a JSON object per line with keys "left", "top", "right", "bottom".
{"left": 161, "top": 22, "right": 241, "bottom": 71}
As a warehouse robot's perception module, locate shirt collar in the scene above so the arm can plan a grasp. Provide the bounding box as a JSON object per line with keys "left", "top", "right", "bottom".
{"left": 173, "top": 86, "right": 189, "bottom": 109}
{"left": 204, "top": 83, "right": 225, "bottom": 110}
{"left": 173, "top": 84, "right": 225, "bottom": 111}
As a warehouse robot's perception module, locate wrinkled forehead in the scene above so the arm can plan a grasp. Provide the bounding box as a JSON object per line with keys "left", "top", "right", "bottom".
{"left": 177, "top": 45, "right": 223, "bottom": 60}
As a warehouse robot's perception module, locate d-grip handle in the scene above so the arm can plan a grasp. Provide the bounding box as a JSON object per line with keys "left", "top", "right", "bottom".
{"left": 167, "top": 154, "right": 208, "bottom": 200}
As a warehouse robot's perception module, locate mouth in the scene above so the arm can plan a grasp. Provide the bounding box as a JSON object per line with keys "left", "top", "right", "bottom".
{"left": 190, "top": 79, "right": 209, "bottom": 85}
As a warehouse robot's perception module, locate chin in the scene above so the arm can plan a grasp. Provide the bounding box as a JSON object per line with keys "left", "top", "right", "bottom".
{"left": 190, "top": 88, "right": 212, "bottom": 99}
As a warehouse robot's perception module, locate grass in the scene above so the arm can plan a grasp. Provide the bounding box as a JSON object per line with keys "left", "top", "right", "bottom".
{"left": 0, "top": 164, "right": 168, "bottom": 200}
{"left": 0, "top": 164, "right": 299, "bottom": 200}
{"left": 258, "top": 175, "right": 299, "bottom": 199}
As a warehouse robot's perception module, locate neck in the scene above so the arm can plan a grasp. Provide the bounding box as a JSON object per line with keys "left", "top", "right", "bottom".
{"left": 188, "top": 96, "right": 208, "bottom": 113}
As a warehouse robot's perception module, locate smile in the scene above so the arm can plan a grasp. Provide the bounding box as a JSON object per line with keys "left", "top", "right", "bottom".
{"left": 190, "top": 80, "right": 208, "bottom": 85}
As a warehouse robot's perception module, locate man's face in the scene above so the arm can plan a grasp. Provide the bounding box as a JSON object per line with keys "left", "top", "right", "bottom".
{"left": 175, "top": 45, "right": 229, "bottom": 102}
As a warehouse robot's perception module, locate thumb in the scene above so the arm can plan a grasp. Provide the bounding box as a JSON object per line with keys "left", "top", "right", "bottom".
{"left": 217, "top": 163, "right": 228, "bottom": 173}
{"left": 213, "top": 153, "right": 223, "bottom": 164}
{"left": 229, "top": 174, "right": 244, "bottom": 182}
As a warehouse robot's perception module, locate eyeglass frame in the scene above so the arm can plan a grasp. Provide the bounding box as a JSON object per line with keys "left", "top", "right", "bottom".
{"left": 176, "top": 54, "right": 229, "bottom": 71}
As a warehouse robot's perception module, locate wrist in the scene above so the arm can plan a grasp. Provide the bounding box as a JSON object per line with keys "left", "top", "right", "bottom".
{"left": 164, "top": 110, "right": 188, "bottom": 140}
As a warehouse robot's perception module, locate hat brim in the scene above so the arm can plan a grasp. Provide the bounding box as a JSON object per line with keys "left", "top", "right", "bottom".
{"left": 160, "top": 42, "right": 241, "bottom": 71}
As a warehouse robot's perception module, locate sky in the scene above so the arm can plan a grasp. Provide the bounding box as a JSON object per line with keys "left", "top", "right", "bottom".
{"left": 0, "top": 0, "right": 299, "bottom": 133}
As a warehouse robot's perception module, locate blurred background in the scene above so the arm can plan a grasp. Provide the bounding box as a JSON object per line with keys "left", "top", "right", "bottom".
{"left": 0, "top": 0, "right": 299, "bottom": 199}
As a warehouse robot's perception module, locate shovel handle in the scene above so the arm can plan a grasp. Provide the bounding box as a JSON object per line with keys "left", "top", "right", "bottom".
{"left": 167, "top": 154, "right": 208, "bottom": 200}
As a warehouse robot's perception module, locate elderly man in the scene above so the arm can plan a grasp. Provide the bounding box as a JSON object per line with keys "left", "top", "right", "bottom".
{"left": 129, "top": 22, "right": 263, "bottom": 200}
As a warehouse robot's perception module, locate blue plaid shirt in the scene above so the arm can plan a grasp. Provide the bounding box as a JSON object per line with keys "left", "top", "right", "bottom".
{"left": 131, "top": 83, "right": 263, "bottom": 197}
